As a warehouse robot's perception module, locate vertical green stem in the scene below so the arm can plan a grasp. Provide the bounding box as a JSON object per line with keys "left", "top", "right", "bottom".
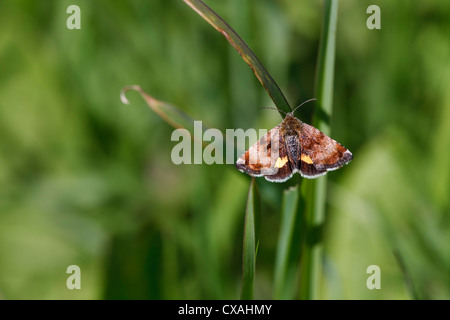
{"left": 299, "top": 0, "right": 338, "bottom": 300}
{"left": 273, "top": 185, "right": 302, "bottom": 299}
{"left": 241, "top": 178, "right": 261, "bottom": 300}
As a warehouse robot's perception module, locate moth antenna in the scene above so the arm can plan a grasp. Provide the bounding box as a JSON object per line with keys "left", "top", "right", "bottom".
{"left": 259, "top": 106, "right": 287, "bottom": 115}
{"left": 291, "top": 98, "right": 317, "bottom": 115}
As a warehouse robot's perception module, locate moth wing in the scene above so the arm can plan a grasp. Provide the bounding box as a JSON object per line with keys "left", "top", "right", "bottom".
{"left": 236, "top": 125, "right": 293, "bottom": 182}
{"left": 298, "top": 123, "right": 352, "bottom": 176}
{"left": 264, "top": 132, "right": 294, "bottom": 183}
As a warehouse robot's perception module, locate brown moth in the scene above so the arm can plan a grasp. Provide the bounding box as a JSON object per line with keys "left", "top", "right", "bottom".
{"left": 236, "top": 102, "right": 352, "bottom": 182}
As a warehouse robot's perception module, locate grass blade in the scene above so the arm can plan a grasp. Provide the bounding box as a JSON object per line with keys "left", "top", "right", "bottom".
{"left": 183, "top": 0, "right": 291, "bottom": 115}
{"left": 121, "top": 85, "right": 200, "bottom": 132}
{"left": 121, "top": 85, "right": 234, "bottom": 161}
{"left": 273, "top": 185, "right": 303, "bottom": 299}
{"left": 241, "top": 178, "right": 261, "bottom": 300}
{"left": 299, "top": 0, "right": 339, "bottom": 300}
{"left": 393, "top": 249, "right": 421, "bottom": 300}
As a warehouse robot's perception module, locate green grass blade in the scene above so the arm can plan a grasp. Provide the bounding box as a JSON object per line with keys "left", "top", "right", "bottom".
{"left": 241, "top": 178, "right": 261, "bottom": 300}
{"left": 393, "top": 249, "right": 421, "bottom": 300}
{"left": 314, "top": 0, "right": 339, "bottom": 132}
{"left": 299, "top": 0, "right": 339, "bottom": 300}
{"left": 273, "top": 185, "right": 303, "bottom": 299}
{"left": 183, "top": 0, "right": 291, "bottom": 115}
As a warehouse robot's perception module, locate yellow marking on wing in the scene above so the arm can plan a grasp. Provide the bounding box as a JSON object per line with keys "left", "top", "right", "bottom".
{"left": 301, "top": 154, "right": 313, "bottom": 164}
{"left": 275, "top": 156, "right": 289, "bottom": 168}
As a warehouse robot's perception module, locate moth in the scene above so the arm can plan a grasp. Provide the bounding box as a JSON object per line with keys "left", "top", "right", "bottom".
{"left": 236, "top": 101, "right": 352, "bottom": 182}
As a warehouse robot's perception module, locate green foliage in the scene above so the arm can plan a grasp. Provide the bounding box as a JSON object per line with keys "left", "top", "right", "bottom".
{"left": 0, "top": 0, "right": 449, "bottom": 300}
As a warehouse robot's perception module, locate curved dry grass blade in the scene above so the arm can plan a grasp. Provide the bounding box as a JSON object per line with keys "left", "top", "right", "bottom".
{"left": 121, "top": 85, "right": 200, "bottom": 131}
{"left": 241, "top": 178, "right": 261, "bottom": 300}
{"left": 122, "top": 85, "right": 252, "bottom": 167}
{"left": 183, "top": 0, "right": 291, "bottom": 115}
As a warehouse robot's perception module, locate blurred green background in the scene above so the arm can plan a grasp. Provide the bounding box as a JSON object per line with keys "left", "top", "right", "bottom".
{"left": 1, "top": 0, "right": 449, "bottom": 299}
